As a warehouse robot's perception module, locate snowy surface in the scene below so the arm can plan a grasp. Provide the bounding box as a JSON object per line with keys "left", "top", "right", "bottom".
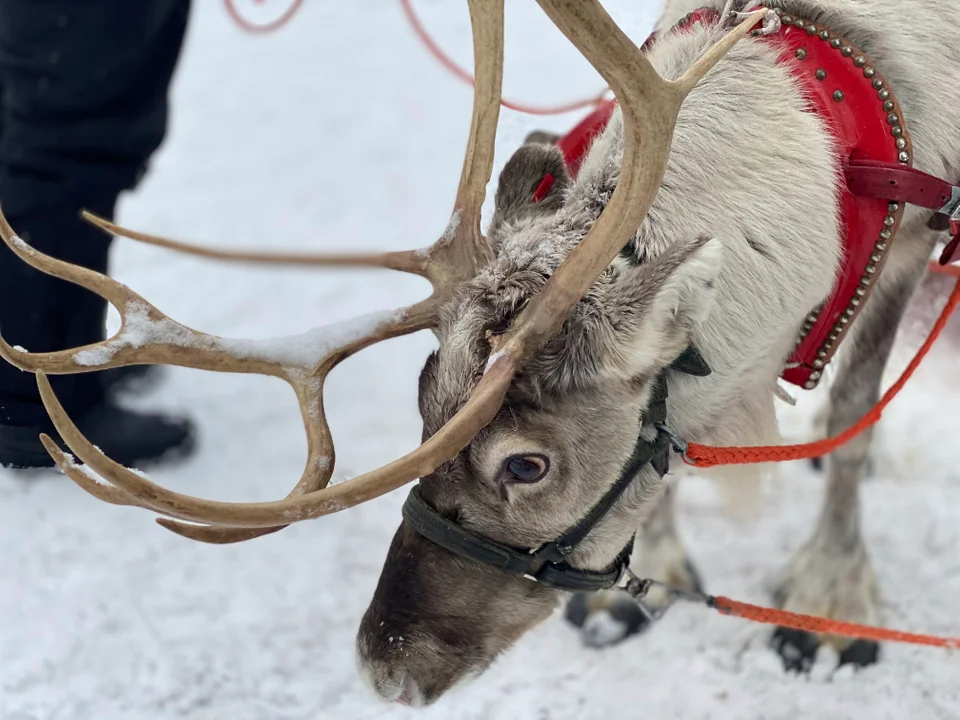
{"left": 2, "top": 1, "right": 960, "bottom": 718}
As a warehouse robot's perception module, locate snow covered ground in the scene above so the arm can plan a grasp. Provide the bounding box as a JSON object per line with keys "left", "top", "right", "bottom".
{"left": 2, "top": 1, "right": 959, "bottom": 718}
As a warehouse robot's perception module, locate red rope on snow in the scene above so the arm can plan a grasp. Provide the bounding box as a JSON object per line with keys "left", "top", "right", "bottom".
{"left": 223, "top": 0, "right": 609, "bottom": 115}
{"left": 397, "top": 0, "right": 610, "bottom": 115}
{"left": 224, "top": 0, "right": 304, "bottom": 34}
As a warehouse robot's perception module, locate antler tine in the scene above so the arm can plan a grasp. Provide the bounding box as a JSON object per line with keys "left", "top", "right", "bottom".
{"left": 419, "top": 0, "right": 501, "bottom": 291}
{"left": 81, "top": 211, "right": 432, "bottom": 277}
{"left": 499, "top": 2, "right": 767, "bottom": 353}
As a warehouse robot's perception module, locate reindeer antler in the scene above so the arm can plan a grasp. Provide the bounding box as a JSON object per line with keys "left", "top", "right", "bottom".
{"left": 0, "top": 0, "right": 765, "bottom": 542}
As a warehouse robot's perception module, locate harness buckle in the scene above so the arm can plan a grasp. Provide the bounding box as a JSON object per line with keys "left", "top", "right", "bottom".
{"left": 618, "top": 567, "right": 712, "bottom": 624}
{"left": 655, "top": 422, "right": 689, "bottom": 458}
{"left": 939, "top": 186, "right": 960, "bottom": 237}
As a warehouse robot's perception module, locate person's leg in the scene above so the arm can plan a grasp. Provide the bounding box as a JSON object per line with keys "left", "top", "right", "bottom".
{"left": 0, "top": 1, "right": 195, "bottom": 468}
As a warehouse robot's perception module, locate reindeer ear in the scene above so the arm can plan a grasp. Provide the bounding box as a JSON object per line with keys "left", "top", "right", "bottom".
{"left": 487, "top": 142, "right": 570, "bottom": 249}
{"left": 645, "top": 235, "right": 722, "bottom": 328}
{"left": 608, "top": 235, "right": 723, "bottom": 379}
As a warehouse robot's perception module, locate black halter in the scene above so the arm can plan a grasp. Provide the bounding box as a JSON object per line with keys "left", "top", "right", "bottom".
{"left": 401, "top": 347, "right": 709, "bottom": 593}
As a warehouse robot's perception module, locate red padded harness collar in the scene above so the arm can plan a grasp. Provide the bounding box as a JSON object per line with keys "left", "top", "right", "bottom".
{"left": 533, "top": 6, "right": 960, "bottom": 390}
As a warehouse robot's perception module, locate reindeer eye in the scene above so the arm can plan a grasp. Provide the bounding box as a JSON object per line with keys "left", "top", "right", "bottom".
{"left": 504, "top": 454, "right": 549, "bottom": 483}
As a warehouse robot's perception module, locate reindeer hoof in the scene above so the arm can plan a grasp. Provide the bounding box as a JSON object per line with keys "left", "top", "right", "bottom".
{"left": 770, "top": 629, "right": 880, "bottom": 674}
{"left": 770, "top": 627, "right": 819, "bottom": 673}
{"left": 838, "top": 639, "right": 880, "bottom": 668}
{"left": 564, "top": 591, "right": 652, "bottom": 648}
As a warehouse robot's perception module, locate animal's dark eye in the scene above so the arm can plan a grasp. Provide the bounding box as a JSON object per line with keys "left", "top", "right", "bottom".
{"left": 504, "top": 454, "right": 549, "bottom": 483}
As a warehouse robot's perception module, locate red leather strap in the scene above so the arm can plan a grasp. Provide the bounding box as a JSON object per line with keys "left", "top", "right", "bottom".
{"left": 555, "top": 100, "right": 617, "bottom": 177}
{"left": 844, "top": 160, "right": 960, "bottom": 264}
{"left": 844, "top": 160, "right": 955, "bottom": 210}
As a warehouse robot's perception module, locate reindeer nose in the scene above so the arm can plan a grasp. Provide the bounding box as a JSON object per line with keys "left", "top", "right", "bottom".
{"left": 366, "top": 668, "right": 423, "bottom": 706}
{"left": 394, "top": 673, "right": 421, "bottom": 706}
{"left": 356, "top": 639, "right": 425, "bottom": 706}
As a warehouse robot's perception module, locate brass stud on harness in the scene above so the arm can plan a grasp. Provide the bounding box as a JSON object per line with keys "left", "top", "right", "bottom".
{"left": 891, "top": 125, "right": 903, "bottom": 137}
{"left": 818, "top": 29, "right": 830, "bottom": 40}
{"left": 841, "top": 45, "right": 853, "bottom": 56}
{"left": 883, "top": 100, "right": 895, "bottom": 112}
{"left": 864, "top": 67, "right": 876, "bottom": 78}
{"left": 796, "top": 48, "right": 808, "bottom": 60}
{"left": 883, "top": 215, "right": 896, "bottom": 226}
{"left": 899, "top": 151, "right": 910, "bottom": 163}
{"left": 816, "top": 69, "right": 827, "bottom": 80}
{"left": 896, "top": 137, "right": 907, "bottom": 150}
{"left": 873, "top": 78, "right": 884, "bottom": 90}
{"left": 833, "top": 90, "right": 845, "bottom": 102}
{"left": 888, "top": 202, "right": 900, "bottom": 213}
{"left": 887, "top": 112, "right": 899, "bottom": 125}
{"left": 878, "top": 88, "right": 890, "bottom": 100}
{"left": 854, "top": 55, "right": 866, "bottom": 67}
{"left": 830, "top": 38, "right": 842, "bottom": 48}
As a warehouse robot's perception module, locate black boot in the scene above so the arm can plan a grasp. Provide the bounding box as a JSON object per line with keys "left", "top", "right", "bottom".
{"left": 0, "top": 0, "right": 194, "bottom": 472}
{"left": 0, "top": 398, "right": 196, "bottom": 470}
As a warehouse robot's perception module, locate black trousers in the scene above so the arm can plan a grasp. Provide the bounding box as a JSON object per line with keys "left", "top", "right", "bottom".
{"left": 0, "top": 1, "right": 191, "bottom": 425}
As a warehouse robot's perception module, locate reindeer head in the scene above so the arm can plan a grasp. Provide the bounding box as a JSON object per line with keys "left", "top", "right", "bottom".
{"left": 356, "top": 133, "right": 723, "bottom": 704}
{"left": 0, "top": 0, "right": 764, "bottom": 708}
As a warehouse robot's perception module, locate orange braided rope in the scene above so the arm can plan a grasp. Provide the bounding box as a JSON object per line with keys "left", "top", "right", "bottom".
{"left": 710, "top": 595, "right": 960, "bottom": 649}
{"left": 685, "top": 272, "right": 960, "bottom": 468}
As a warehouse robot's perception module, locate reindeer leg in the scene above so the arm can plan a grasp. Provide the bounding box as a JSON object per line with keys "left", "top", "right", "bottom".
{"left": 771, "top": 228, "right": 936, "bottom": 672}
{"left": 564, "top": 482, "right": 702, "bottom": 648}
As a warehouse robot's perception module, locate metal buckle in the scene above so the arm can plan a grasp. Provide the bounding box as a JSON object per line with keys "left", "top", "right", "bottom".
{"left": 654, "top": 422, "right": 690, "bottom": 461}
{"left": 939, "top": 185, "right": 960, "bottom": 236}
{"left": 617, "top": 568, "right": 711, "bottom": 626}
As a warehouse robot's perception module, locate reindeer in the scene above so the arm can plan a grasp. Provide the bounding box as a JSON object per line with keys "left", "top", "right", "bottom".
{"left": 1, "top": 0, "right": 958, "bottom": 709}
